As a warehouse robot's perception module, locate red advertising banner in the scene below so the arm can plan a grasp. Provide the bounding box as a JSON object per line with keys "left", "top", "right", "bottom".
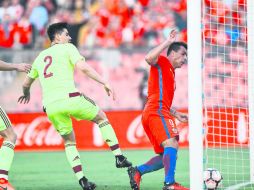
{"left": 0, "top": 109, "right": 249, "bottom": 151}
{"left": 204, "top": 108, "right": 249, "bottom": 145}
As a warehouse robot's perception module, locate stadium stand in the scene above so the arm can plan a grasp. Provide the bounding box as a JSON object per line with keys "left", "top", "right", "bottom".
{"left": 0, "top": 0, "right": 187, "bottom": 48}
{"left": 0, "top": 0, "right": 248, "bottom": 112}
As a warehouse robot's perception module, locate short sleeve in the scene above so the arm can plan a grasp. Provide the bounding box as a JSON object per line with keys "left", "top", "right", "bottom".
{"left": 27, "top": 60, "right": 39, "bottom": 79}
{"left": 157, "top": 55, "right": 169, "bottom": 66}
{"left": 67, "top": 43, "right": 85, "bottom": 65}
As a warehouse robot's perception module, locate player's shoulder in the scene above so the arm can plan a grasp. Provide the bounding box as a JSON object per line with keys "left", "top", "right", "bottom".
{"left": 155, "top": 55, "right": 169, "bottom": 66}
{"left": 33, "top": 47, "right": 55, "bottom": 64}
{"left": 44, "top": 43, "right": 74, "bottom": 55}
{"left": 64, "top": 43, "right": 77, "bottom": 49}
{"left": 158, "top": 55, "right": 169, "bottom": 62}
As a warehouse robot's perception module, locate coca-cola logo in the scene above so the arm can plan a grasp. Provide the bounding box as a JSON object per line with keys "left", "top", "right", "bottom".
{"left": 14, "top": 116, "right": 62, "bottom": 147}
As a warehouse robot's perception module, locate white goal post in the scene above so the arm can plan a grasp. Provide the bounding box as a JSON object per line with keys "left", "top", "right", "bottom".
{"left": 187, "top": 0, "right": 203, "bottom": 189}
{"left": 188, "top": 0, "right": 254, "bottom": 189}
{"left": 247, "top": 0, "right": 254, "bottom": 184}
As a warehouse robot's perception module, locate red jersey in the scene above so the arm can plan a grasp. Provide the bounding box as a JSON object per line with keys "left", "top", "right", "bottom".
{"left": 144, "top": 55, "right": 175, "bottom": 117}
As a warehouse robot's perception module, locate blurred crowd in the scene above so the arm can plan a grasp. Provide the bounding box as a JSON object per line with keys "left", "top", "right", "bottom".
{"left": 203, "top": 0, "right": 247, "bottom": 47}
{"left": 0, "top": 0, "right": 248, "bottom": 49}
{"left": 202, "top": 0, "right": 248, "bottom": 108}
{"left": 0, "top": 0, "right": 187, "bottom": 49}
{"left": 0, "top": 0, "right": 250, "bottom": 111}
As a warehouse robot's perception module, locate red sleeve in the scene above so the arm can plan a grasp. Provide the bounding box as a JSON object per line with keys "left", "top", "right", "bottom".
{"left": 157, "top": 55, "right": 170, "bottom": 66}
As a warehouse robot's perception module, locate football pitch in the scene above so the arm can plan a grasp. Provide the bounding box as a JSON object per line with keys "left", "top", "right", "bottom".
{"left": 9, "top": 149, "right": 254, "bottom": 190}
{"left": 10, "top": 149, "right": 190, "bottom": 190}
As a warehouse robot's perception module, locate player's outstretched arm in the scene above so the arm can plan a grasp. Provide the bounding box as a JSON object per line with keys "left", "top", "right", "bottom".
{"left": 18, "top": 76, "right": 35, "bottom": 104}
{"left": 170, "top": 107, "right": 188, "bottom": 123}
{"left": 145, "top": 29, "right": 177, "bottom": 66}
{"left": 76, "top": 60, "right": 115, "bottom": 100}
{"left": 0, "top": 60, "right": 31, "bottom": 73}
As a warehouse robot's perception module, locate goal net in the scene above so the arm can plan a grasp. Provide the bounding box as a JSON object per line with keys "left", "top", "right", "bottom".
{"left": 202, "top": 0, "right": 254, "bottom": 189}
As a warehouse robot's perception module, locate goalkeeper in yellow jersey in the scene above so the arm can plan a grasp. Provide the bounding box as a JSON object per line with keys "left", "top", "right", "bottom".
{"left": 18, "top": 22, "right": 132, "bottom": 190}
{"left": 0, "top": 60, "right": 31, "bottom": 190}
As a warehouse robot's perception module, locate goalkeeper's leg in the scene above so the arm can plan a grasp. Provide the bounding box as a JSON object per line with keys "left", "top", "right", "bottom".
{"left": 92, "top": 109, "right": 132, "bottom": 168}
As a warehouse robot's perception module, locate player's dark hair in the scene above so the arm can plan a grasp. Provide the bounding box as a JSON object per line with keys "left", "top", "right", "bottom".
{"left": 167, "top": 42, "right": 187, "bottom": 56}
{"left": 47, "top": 22, "right": 68, "bottom": 42}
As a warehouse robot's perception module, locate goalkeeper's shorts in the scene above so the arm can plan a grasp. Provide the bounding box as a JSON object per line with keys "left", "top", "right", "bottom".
{"left": 142, "top": 111, "right": 179, "bottom": 154}
{"left": 45, "top": 92, "right": 99, "bottom": 136}
{"left": 0, "top": 106, "right": 12, "bottom": 131}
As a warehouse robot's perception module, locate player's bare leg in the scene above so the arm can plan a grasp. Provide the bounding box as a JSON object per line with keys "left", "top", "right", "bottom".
{"left": 92, "top": 109, "right": 132, "bottom": 168}
{"left": 62, "top": 132, "right": 96, "bottom": 190}
{"left": 0, "top": 127, "right": 17, "bottom": 190}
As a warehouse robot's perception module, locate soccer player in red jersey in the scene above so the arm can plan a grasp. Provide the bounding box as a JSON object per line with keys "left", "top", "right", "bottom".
{"left": 0, "top": 60, "right": 31, "bottom": 190}
{"left": 128, "top": 30, "right": 189, "bottom": 190}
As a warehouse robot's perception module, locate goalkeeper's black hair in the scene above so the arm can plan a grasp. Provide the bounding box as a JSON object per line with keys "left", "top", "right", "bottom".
{"left": 47, "top": 22, "right": 68, "bottom": 42}
{"left": 167, "top": 42, "right": 187, "bottom": 56}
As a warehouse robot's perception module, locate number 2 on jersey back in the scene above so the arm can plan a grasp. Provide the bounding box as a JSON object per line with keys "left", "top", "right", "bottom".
{"left": 44, "top": 56, "right": 53, "bottom": 78}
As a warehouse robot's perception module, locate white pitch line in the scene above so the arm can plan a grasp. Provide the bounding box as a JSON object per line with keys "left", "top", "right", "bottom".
{"left": 225, "top": 182, "right": 253, "bottom": 190}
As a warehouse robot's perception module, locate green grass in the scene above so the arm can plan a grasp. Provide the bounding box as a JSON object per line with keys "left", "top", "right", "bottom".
{"left": 204, "top": 148, "right": 254, "bottom": 190}
{"left": 9, "top": 149, "right": 254, "bottom": 190}
{"left": 9, "top": 149, "right": 189, "bottom": 190}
